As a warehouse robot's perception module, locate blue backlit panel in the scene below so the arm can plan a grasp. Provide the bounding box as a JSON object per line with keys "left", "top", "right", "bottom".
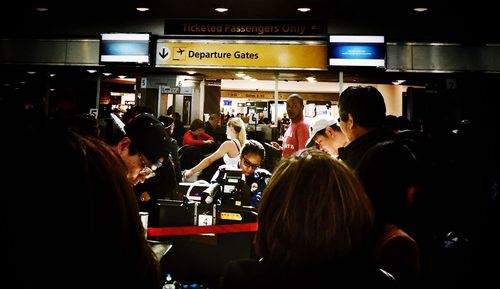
{"left": 100, "top": 33, "right": 151, "bottom": 65}
{"left": 329, "top": 35, "right": 385, "bottom": 68}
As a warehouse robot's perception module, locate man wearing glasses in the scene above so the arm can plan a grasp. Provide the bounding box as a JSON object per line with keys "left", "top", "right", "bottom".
{"left": 210, "top": 140, "right": 271, "bottom": 208}
{"left": 107, "top": 112, "right": 171, "bottom": 187}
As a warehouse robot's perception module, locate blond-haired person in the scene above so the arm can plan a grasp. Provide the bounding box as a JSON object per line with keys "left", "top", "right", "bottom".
{"left": 183, "top": 117, "right": 246, "bottom": 180}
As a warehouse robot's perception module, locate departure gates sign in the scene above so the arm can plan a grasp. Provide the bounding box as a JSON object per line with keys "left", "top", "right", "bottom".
{"left": 156, "top": 40, "right": 327, "bottom": 70}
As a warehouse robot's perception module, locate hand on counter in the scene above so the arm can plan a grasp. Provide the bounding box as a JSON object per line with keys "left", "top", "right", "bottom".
{"left": 182, "top": 169, "right": 194, "bottom": 179}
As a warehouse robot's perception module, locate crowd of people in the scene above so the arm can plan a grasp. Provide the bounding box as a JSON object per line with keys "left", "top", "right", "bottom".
{"left": 2, "top": 84, "right": 498, "bottom": 289}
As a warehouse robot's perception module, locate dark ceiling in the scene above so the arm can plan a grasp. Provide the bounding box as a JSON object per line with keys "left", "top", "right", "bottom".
{"left": 3, "top": 0, "right": 497, "bottom": 43}
{"left": 1, "top": 1, "right": 496, "bottom": 87}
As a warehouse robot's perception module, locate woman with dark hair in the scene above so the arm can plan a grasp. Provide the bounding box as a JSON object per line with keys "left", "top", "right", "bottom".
{"left": 220, "top": 148, "right": 394, "bottom": 289}
{"left": 4, "top": 130, "right": 161, "bottom": 289}
{"left": 171, "top": 112, "right": 186, "bottom": 146}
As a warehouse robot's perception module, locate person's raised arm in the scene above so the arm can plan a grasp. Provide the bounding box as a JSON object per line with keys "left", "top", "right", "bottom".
{"left": 183, "top": 140, "right": 231, "bottom": 179}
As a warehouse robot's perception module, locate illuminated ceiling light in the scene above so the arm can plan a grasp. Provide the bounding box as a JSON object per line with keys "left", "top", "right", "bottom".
{"left": 235, "top": 72, "right": 246, "bottom": 78}
{"left": 49, "top": 88, "right": 55, "bottom": 91}
{"left": 102, "top": 72, "right": 112, "bottom": 76}
{"left": 413, "top": 7, "right": 428, "bottom": 12}
{"left": 215, "top": 7, "right": 228, "bottom": 13}
{"left": 306, "top": 76, "right": 316, "bottom": 82}
{"left": 136, "top": 7, "right": 150, "bottom": 12}
{"left": 186, "top": 71, "right": 196, "bottom": 75}
{"left": 117, "top": 75, "right": 127, "bottom": 79}
{"left": 392, "top": 79, "right": 406, "bottom": 85}
{"left": 27, "top": 71, "right": 36, "bottom": 75}
{"left": 35, "top": 7, "right": 49, "bottom": 12}
{"left": 297, "top": 7, "right": 311, "bottom": 12}
{"left": 87, "top": 69, "right": 97, "bottom": 73}
{"left": 49, "top": 73, "right": 56, "bottom": 77}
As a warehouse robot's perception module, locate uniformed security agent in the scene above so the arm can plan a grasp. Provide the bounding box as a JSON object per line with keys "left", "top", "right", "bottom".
{"left": 210, "top": 140, "right": 271, "bottom": 208}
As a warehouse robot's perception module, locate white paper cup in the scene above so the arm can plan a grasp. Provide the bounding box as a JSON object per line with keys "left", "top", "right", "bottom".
{"left": 139, "top": 211, "right": 149, "bottom": 238}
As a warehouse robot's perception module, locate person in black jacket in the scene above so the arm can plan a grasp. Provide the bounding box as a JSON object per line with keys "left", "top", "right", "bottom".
{"left": 135, "top": 115, "right": 182, "bottom": 226}
{"left": 171, "top": 112, "right": 186, "bottom": 146}
{"left": 337, "top": 85, "right": 396, "bottom": 171}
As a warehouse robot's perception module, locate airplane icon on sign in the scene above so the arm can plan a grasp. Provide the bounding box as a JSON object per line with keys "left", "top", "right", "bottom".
{"left": 173, "top": 47, "right": 187, "bottom": 60}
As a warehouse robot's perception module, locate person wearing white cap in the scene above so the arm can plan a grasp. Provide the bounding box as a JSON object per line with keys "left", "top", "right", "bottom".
{"left": 306, "top": 115, "right": 348, "bottom": 158}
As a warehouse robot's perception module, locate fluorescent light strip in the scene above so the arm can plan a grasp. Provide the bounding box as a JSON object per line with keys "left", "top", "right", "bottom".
{"left": 329, "top": 59, "right": 385, "bottom": 67}
{"left": 101, "top": 55, "right": 149, "bottom": 62}
{"left": 329, "top": 35, "right": 384, "bottom": 43}
{"left": 101, "top": 33, "right": 150, "bottom": 41}
{"left": 414, "top": 7, "right": 428, "bottom": 12}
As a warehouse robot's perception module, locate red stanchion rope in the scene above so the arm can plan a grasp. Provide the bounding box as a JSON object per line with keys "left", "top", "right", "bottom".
{"left": 147, "top": 222, "right": 258, "bottom": 237}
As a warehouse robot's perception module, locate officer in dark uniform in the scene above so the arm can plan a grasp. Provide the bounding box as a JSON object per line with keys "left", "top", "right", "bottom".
{"left": 209, "top": 140, "right": 271, "bottom": 208}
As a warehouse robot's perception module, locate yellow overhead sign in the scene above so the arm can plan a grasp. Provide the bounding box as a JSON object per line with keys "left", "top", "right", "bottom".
{"left": 156, "top": 40, "right": 327, "bottom": 70}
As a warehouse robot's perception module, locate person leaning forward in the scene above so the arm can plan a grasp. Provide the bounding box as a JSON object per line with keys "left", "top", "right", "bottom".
{"left": 107, "top": 112, "right": 171, "bottom": 187}
{"left": 306, "top": 114, "right": 348, "bottom": 159}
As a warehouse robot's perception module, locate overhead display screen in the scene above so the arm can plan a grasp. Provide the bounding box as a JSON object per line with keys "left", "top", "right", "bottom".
{"left": 329, "top": 35, "right": 385, "bottom": 68}
{"left": 100, "top": 33, "right": 151, "bottom": 65}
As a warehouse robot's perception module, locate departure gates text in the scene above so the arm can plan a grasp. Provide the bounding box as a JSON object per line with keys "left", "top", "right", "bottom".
{"left": 189, "top": 51, "right": 258, "bottom": 60}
